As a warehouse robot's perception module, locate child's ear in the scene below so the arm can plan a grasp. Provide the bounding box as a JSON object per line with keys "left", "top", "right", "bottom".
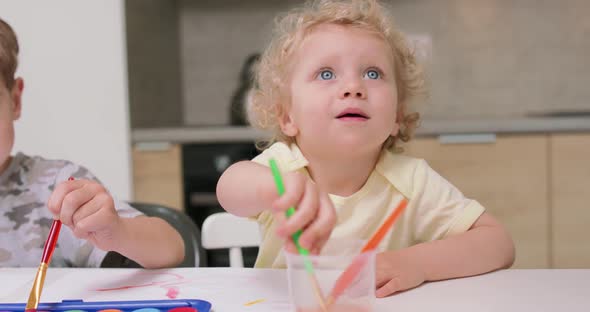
{"left": 390, "top": 122, "right": 400, "bottom": 137}
{"left": 391, "top": 110, "right": 401, "bottom": 136}
{"left": 11, "top": 77, "right": 24, "bottom": 120}
{"left": 279, "top": 111, "right": 299, "bottom": 137}
{"left": 391, "top": 104, "right": 404, "bottom": 137}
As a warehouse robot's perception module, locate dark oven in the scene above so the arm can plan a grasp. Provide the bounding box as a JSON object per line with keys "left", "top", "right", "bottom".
{"left": 182, "top": 142, "right": 261, "bottom": 267}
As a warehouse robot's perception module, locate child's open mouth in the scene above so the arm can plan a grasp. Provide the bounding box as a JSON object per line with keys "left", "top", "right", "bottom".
{"left": 336, "top": 108, "right": 369, "bottom": 121}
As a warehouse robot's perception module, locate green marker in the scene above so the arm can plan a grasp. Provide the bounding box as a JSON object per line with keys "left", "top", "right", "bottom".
{"left": 269, "top": 158, "right": 328, "bottom": 311}
{"left": 269, "top": 159, "right": 312, "bottom": 271}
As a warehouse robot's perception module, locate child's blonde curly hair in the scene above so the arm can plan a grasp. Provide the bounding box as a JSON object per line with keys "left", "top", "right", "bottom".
{"left": 0, "top": 18, "right": 19, "bottom": 89}
{"left": 249, "top": 0, "right": 425, "bottom": 150}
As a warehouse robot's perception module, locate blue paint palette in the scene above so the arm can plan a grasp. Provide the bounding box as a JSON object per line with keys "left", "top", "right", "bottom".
{"left": 0, "top": 299, "right": 211, "bottom": 312}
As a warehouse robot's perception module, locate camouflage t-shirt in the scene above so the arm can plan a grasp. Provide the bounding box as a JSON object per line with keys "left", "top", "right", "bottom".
{"left": 0, "top": 152, "right": 142, "bottom": 268}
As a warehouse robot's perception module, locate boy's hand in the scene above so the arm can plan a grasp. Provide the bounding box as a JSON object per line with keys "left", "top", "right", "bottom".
{"left": 375, "top": 249, "right": 426, "bottom": 297}
{"left": 270, "top": 171, "right": 336, "bottom": 255}
{"left": 47, "top": 179, "right": 122, "bottom": 251}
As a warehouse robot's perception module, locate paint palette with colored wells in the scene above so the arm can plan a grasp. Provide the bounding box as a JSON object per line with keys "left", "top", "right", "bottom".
{"left": 0, "top": 299, "right": 211, "bottom": 312}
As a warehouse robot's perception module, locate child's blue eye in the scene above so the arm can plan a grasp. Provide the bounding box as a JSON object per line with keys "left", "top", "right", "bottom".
{"left": 364, "top": 69, "right": 380, "bottom": 79}
{"left": 318, "top": 70, "right": 335, "bottom": 80}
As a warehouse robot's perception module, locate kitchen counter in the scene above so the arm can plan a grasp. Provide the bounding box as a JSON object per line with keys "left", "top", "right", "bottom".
{"left": 131, "top": 116, "right": 590, "bottom": 143}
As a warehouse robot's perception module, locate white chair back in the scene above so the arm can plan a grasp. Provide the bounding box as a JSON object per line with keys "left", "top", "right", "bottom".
{"left": 201, "top": 212, "right": 261, "bottom": 267}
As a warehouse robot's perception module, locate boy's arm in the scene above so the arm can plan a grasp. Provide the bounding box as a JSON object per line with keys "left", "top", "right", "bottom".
{"left": 48, "top": 179, "right": 185, "bottom": 269}
{"left": 109, "top": 215, "right": 185, "bottom": 269}
{"left": 376, "top": 212, "right": 515, "bottom": 297}
{"left": 216, "top": 160, "right": 279, "bottom": 218}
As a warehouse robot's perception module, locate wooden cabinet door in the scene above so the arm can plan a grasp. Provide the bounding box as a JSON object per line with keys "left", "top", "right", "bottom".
{"left": 404, "top": 135, "right": 549, "bottom": 268}
{"left": 132, "top": 143, "right": 184, "bottom": 211}
{"left": 551, "top": 134, "right": 590, "bottom": 268}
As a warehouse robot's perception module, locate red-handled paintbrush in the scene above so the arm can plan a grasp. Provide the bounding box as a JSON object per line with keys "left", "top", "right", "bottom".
{"left": 25, "top": 177, "right": 72, "bottom": 311}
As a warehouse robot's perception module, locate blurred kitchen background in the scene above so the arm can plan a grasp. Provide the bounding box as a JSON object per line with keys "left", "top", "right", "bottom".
{"left": 2, "top": 0, "right": 589, "bottom": 268}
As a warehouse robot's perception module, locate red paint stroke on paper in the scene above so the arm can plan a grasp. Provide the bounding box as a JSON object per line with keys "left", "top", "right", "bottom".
{"left": 95, "top": 282, "right": 160, "bottom": 291}
{"left": 94, "top": 272, "right": 184, "bottom": 291}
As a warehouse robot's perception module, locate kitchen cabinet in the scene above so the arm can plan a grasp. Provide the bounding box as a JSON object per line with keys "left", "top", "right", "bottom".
{"left": 550, "top": 133, "right": 590, "bottom": 268}
{"left": 132, "top": 143, "right": 184, "bottom": 211}
{"left": 404, "top": 135, "right": 550, "bottom": 268}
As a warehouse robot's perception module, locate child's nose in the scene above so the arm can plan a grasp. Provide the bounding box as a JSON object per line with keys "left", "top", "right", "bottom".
{"left": 342, "top": 90, "right": 364, "bottom": 98}
{"left": 340, "top": 80, "right": 367, "bottom": 99}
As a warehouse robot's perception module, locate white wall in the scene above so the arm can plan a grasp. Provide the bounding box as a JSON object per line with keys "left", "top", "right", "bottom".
{"left": 0, "top": 0, "right": 132, "bottom": 199}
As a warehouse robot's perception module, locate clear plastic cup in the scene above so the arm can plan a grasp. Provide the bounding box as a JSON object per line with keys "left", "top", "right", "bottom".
{"left": 285, "top": 239, "right": 376, "bottom": 312}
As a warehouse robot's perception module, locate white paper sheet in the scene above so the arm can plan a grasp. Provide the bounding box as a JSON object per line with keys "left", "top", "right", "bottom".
{"left": 0, "top": 268, "right": 292, "bottom": 312}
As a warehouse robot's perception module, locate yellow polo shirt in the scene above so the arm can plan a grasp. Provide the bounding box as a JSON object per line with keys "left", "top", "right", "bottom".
{"left": 251, "top": 142, "right": 485, "bottom": 268}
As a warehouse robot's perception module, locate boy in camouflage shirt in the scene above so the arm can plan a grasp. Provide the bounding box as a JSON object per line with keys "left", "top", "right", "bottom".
{"left": 0, "top": 18, "right": 184, "bottom": 268}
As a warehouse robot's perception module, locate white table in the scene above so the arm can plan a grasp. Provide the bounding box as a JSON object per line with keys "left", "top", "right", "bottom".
{"left": 0, "top": 268, "right": 588, "bottom": 312}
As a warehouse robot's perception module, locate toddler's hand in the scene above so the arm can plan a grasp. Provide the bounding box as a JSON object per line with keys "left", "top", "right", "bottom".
{"left": 375, "top": 249, "right": 426, "bottom": 297}
{"left": 47, "top": 179, "right": 122, "bottom": 251}
{"left": 270, "top": 171, "right": 336, "bottom": 255}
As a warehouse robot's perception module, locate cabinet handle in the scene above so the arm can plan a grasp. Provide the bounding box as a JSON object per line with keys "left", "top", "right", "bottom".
{"left": 437, "top": 134, "right": 496, "bottom": 144}
{"left": 134, "top": 142, "right": 172, "bottom": 151}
